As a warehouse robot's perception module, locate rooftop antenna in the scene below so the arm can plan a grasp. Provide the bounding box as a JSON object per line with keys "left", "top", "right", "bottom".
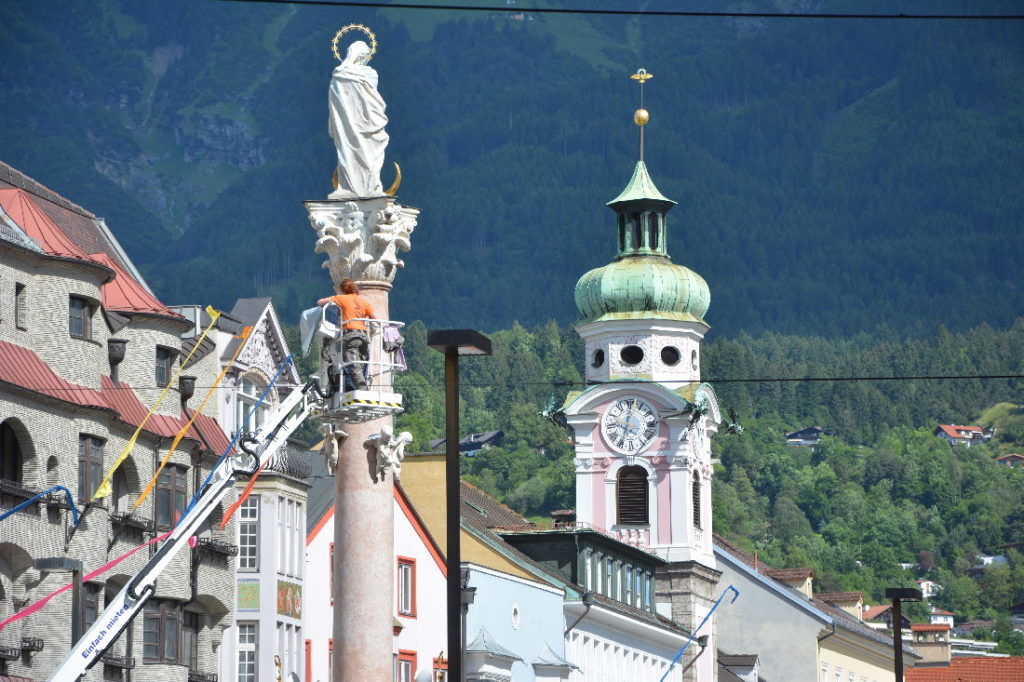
{"left": 630, "top": 67, "right": 653, "bottom": 161}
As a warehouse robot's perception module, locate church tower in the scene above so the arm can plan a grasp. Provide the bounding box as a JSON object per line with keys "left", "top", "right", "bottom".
{"left": 561, "top": 69, "right": 722, "bottom": 680}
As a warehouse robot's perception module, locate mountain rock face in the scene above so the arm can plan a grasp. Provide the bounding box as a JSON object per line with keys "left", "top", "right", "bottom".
{"left": 2, "top": 0, "right": 1022, "bottom": 336}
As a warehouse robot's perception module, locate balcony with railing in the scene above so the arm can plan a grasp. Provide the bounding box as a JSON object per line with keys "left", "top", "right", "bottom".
{"left": 101, "top": 653, "right": 135, "bottom": 669}
{"left": 20, "top": 637, "right": 43, "bottom": 653}
{"left": 188, "top": 670, "right": 218, "bottom": 682}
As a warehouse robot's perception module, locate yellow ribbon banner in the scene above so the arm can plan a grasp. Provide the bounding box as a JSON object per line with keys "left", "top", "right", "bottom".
{"left": 133, "top": 325, "right": 253, "bottom": 509}
{"left": 93, "top": 306, "right": 221, "bottom": 500}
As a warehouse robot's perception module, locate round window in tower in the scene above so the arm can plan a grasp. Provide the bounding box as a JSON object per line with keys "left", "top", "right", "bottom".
{"left": 591, "top": 349, "right": 605, "bottom": 368}
{"left": 620, "top": 345, "right": 644, "bottom": 366}
{"left": 661, "top": 346, "right": 680, "bottom": 366}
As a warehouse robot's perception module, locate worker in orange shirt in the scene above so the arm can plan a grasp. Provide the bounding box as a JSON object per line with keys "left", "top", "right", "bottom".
{"left": 318, "top": 278, "right": 376, "bottom": 390}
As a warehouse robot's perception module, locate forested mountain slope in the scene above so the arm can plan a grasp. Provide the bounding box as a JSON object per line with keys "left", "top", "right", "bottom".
{"left": 2, "top": 0, "right": 1022, "bottom": 338}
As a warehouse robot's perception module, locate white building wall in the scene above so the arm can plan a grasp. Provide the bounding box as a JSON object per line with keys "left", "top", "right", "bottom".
{"left": 304, "top": 492, "right": 446, "bottom": 682}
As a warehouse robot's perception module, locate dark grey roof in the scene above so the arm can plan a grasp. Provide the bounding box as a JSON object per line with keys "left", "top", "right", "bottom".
{"left": 305, "top": 445, "right": 335, "bottom": 534}
{"left": 718, "top": 653, "right": 759, "bottom": 667}
{"left": 221, "top": 298, "right": 272, "bottom": 361}
{"left": 230, "top": 297, "right": 274, "bottom": 325}
{"left": 718, "top": 667, "right": 745, "bottom": 682}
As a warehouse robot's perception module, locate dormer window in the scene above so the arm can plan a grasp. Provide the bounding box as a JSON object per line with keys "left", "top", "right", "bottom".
{"left": 69, "top": 295, "right": 92, "bottom": 339}
{"left": 15, "top": 282, "right": 27, "bottom": 329}
{"left": 155, "top": 347, "right": 175, "bottom": 387}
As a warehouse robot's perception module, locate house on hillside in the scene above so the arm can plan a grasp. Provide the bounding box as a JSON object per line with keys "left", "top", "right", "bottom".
{"left": 785, "top": 426, "right": 826, "bottom": 448}
{"left": 929, "top": 608, "right": 955, "bottom": 628}
{"left": 863, "top": 604, "right": 912, "bottom": 631}
{"left": 994, "top": 453, "right": 1024, "bottom": 468}
{"left": 429, "top": 430, "right": 504, "bottom": 456}
{"left": 933, "top": 424, "right": 994, "bottom": 447}
{"left": 714, "top": 535, "right": 919, "bottom": 680}
{"left": 917, "top": 578, "right": 944, "bottom": 600}
{"left": 0, "top": 160, "right": 234, "bottom": 681}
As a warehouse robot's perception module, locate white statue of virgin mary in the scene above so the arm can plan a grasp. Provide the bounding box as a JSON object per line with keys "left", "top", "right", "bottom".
{"left": 329, "top": 40, "right": 389, "bottom": 198}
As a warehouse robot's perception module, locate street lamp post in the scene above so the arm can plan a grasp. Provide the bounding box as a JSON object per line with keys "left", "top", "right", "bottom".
{"left": 428, "top": 329, "right": 492, "bottom": 682}
{"left": 884, "top": 587, "right": 922, "bottom": 682}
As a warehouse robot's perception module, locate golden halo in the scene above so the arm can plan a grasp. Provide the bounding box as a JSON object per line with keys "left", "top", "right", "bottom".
{"left": 332, "top": 24, "right": 378, "bottom": 63}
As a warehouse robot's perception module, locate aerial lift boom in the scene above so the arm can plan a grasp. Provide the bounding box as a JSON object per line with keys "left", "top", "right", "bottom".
{"left": 46, "top": 378, "right": 327, "bottom": 682}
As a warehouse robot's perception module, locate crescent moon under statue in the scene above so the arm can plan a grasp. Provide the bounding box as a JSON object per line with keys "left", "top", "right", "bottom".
{"left": 385, "top": 162, "right": 401, "bottom": 196}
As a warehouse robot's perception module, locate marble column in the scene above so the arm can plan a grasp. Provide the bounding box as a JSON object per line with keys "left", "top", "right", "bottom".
{"left": 306, "top": 196, "right": 418, "bottom": 681}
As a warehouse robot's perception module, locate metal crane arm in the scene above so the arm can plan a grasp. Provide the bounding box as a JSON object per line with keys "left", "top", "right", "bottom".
{"left": 47, "top": 379, "right": 327, "bottom": 682}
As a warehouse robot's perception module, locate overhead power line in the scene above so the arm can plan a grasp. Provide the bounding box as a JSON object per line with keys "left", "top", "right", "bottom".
{"left": 216, "top": 0, "right": 1024, "bottom": 21}
{"left": 3, "top": 373, "right": 1022, "bottom": 394}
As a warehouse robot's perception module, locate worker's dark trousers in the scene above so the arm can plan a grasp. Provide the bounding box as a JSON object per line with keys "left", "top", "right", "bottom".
{"left": 342, "top": 330, "right": 369, "bottom": 390}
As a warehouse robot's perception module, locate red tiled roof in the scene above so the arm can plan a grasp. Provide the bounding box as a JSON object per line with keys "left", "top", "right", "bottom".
{"left": 0, "top": 340, "right": 109, "bottom": 409}
{"left": 995, "top": 453, "right": 1024, "bottom": 461}
{"left": 935, "top": 424, "right": 983, "bottom": 439}
{"left": 0, "top": 188, "right": 96, "bottom": 262}
{"left": 0, "top": 340, "right": 226, "bottom": 453}
{"left": 912, "top": 624, "right": 950, "bottom": 632}
{"left": 764, "top": 567, "right": 814, "bottom": 580}
{"left": 905, "top": 656, "right": 1024, "bottom": 681}
{"left": 863, "top": 605, "right": 891, "bottom": 620}
{"left": 99, "top": 375, "right": 181, "bottom": 438}
{"left": 90, "top": 252, "right": 182, "bottom": 318}
{"left": 817, "top": 591, "right": 863, "bottom": 603}
{"left": 931, "top": 608, "right": 955, "bottom": 616}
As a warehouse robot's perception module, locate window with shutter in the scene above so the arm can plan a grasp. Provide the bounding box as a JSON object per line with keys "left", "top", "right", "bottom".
{"left": 616, "top": 465, "right": 648, "bottom": 525}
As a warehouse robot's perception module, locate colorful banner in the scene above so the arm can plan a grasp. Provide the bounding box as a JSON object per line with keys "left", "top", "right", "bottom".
{"left": 134, "top": 324, "right": 252, "bottom": 509}
{"left": 0, "top": 531, "right": 171, "bottom": 631}
{"left": 94, "top": 306, "right": 221, "bottom": 500}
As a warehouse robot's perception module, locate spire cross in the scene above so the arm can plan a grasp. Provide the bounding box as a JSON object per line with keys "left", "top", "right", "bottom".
{"left": 630, "top": 68, "right": 653, "bottom": 161}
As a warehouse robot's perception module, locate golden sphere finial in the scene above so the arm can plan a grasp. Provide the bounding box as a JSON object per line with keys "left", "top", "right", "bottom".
{"left": 634, "top": 108, "right": 650, "bottom": 126}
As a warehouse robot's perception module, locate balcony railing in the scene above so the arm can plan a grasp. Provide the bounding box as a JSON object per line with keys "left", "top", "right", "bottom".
{"left": 0, "top": 646, "right": 20, "bottom": 661}
{"left": 195, "top": 538, "right": 238, "bottom": 557}
{"left": 20, "top": 637, "right": 43, "bottom": 652}
{"left": 101, "top": 653, "right": 135, "bottom": 668}
{"left": 0, "top": 478, "right": 37, "bottom": 502}
{"left": 188, "top": 670, "right": 218, "bottom": 682}
{"left": 111, "top": 512, "right": 152, "bottom": 532}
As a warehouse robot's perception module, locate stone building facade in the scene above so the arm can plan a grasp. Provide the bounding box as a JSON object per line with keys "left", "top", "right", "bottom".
{"left": 0, "top": 162, "right": 235, "bottom": 681}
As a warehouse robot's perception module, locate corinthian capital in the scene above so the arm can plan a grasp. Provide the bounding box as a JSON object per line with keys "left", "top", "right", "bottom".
{"left": 307, "top": 196, "right": 418, "bottom": 285}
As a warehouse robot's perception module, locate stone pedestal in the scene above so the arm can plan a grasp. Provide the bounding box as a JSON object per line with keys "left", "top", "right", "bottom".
{"left": 306, "top": 196, "right": 417, "bottom": 682}
{"left": 656, "top": 560, "right": 722, "bottom": 682}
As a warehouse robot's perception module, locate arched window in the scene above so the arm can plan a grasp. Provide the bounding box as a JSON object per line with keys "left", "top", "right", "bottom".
{"left": 692, "top": 475, "right": 702, "bottom": 529}
{"left": 648, "top": 213, "right": 659, "bottom": 250}
{"left": 618, "top": 215, "right": 626, "bottom": 252}
{"left": 617, "top": 465, "right": 649, "bottom": 525}
{"left": 0, "top": 421, "right": 22, "bottom": 484}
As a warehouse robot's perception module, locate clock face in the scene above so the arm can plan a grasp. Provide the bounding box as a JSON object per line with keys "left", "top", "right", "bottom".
{"left": 601, "top": 397, "right": 660, "bottom": 454}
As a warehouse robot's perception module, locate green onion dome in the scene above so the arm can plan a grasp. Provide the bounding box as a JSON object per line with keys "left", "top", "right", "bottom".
{"left": 574, "top": 160, "right": 710, "bottom": 325}
{"left": 575, "top": 257, "right": 710, "bottom": 324}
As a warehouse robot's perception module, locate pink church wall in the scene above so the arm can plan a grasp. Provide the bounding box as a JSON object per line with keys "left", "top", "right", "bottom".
{"left": 656, "top": 463, "right": 672, "bottom": 544}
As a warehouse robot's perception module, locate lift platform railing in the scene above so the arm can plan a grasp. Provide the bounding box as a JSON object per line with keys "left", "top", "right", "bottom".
{"left": 315, "top": 316, "right": 406, "bottom": 422}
